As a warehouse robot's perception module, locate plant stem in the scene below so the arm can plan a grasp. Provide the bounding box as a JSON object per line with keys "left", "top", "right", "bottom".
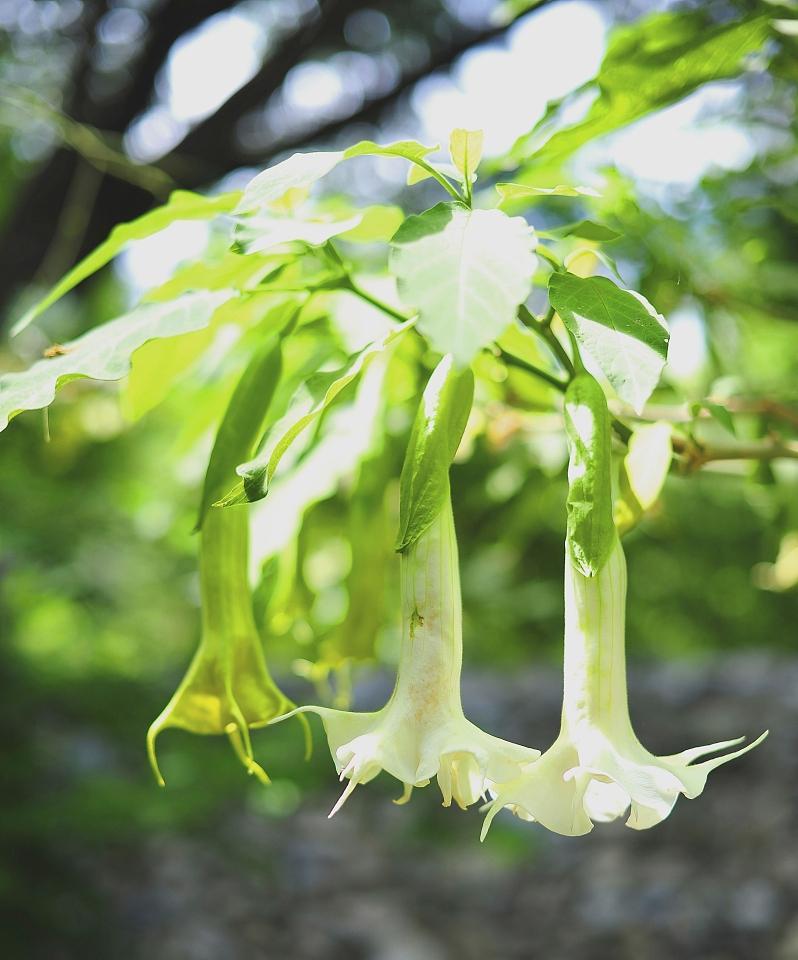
{"left": 346, "top": 279, "right": 411, "bottom": 323}
{"left": 500, "top": 353, "right": 568, "bottom": 392}
{"left": 518, "top": 304, "right": 575, "bottom": 376}
{"left": 410, "top": 159, "right": 465, "bottom": 202}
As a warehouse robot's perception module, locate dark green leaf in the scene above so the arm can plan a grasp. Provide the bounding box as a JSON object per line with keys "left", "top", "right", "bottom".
{"left": 197, "top": 302, "right": 300, "bottom": 527}
{"left": 564, "top": 372, "right": 615, "bottom": 576}
{"left": 396, "top": 355, "right": 474, "bottom": 552}
{"left": 549, "top": 272, "right": 669, "bottom": 413}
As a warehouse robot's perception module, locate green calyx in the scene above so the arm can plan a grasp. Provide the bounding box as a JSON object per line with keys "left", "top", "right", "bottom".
{"left": 147, "top": 506, "right": 310, "bottom": 786}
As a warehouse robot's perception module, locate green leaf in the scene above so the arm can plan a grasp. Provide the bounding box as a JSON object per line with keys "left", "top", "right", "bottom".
{"left": 232, "top": 213, "right": 362, "bottom": 254}
{"left": 218, "top": 319, "right": 414, "bottom": 505}
{"left": 12, "top": 191, "right": 239, "bottom": 335}
{"left": 564, "top": 372, "right": 615, "bottom": 577}
{"left": 234, "top": 152, "right": 345, "bottom": 215}
{"left": 704, "top": 401, "right": 737, "bottom": 437}
{"left": 235, "top": 140, "right": 437, "bottom": 216}
{"left": 450, "top": 128, "right": 484, "bottom": 183}
{"left": 511, "top": 11, "right": 771, "bottom": 166}
{"left": 396, "top": 355, "right": 474, "bottom": 552}
{"left": 496, "top": 182, "right": 601, "bottom": 202}
{"left": 197, "top": 307, "right": 299, "bottom": 527}
{"left": 390, "top": 203, "right": 536, "bottom": 366}
{"left": 338, "top": 205, "right": 405, "bottom": 243}
{"left": 344, "top": 139, "right": 438, "bottom": 165}
{"left": 544, "top": 220, "right": 622, "bottom": 242}
{"left": 548, "top": 272, "right": 669, "bottom": 413}
{"left": 0, "top": 291, "right": 233, "bottom": 432}
{"left": 615, "top": 421, "right": 673, "bottom": 535}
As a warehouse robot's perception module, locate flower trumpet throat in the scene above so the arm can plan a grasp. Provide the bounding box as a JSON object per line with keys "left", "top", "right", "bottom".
{"left": 147, "top": 506, "right": 308, "bottom": 786}
{"left": 482, "top": 535, "right": 767, "bottom": 838}
{"left": 281, "top": 497, "right": 539, "bottom": 815}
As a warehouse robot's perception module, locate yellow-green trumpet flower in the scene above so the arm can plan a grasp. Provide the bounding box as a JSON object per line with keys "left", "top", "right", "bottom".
{"left": 483, "top": 536, "right": 767, "bottom": 837}
{"left": 147, "top": 506, "right": 308, "bottom": 786}
{"left": 280, "top": 496, "right": 540, "bottom": 815}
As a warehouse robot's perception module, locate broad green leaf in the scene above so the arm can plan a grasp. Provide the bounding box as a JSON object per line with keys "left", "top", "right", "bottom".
{"left": 511, "top": 12, "right": 771, "bottom": 166}
{"left": 218, "top": 319, "right": 414, "bottom": 505}
{"left": 564, "top": 372, "right": 615, "bottom": 577}
{"left": 197, "top": 308, "right": 298, "bottom": 527}
{"left": 0, "top": 291, "right": 233, "bottom": 431}
{"left": 543, "top": 220, "right": 622, "bottom": 242}
{"left": 450, "top": 128, "right": 484, "bottom": 183}
{"left": 396, "top": 354, "right": 474, "bottom": 552}
{"left": 390, "top": 203, "right": 536, "bottom": 366}
{"left": 236, "top": 140, "right": 437, "bottom": 216}
{"left": 232, "top": 213, "right": 362, "bottom": 254}
{"left": 496, "top": 182, "right": 601, "bottom": 203}
{"left": 549, "top": 272, "right": 669, "bottom": 413}
{"left": 615, "top": 421, "right": 673, "bottom": 535}
{"left": 142, "top": 251, "right": 289, "bottom": 303}
{"left": 12, "top": 191, "right": 239, "bottom": 335}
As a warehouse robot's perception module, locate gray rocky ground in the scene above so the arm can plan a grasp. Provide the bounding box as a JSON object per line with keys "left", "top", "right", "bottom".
{"left": 16, "top": 654, "right": 798, "bottom": 959}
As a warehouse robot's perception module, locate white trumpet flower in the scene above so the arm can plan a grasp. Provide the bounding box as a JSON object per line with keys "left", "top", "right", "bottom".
{"left": 282, "top": 497, "right": 540, "bottom": 816}
{"left": 482, "top": 536, "right": 768, "bottom": 838}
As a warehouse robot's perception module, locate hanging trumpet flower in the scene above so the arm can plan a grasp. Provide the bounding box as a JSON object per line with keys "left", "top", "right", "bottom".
{"left": 278, "top": 356, "right": 540, "bottom": 815}
{"left": 482, "top": 373, "right": 767, "bottom": 838}
{"left": 147, "top": 506, "right": 308, "bottom": 786}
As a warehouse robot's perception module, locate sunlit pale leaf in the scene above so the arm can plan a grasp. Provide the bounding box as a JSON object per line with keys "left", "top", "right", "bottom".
{"left": 233, "top": 214, "right": 362, "bottom": 254}
{"left": 12, "top": 191, "right": 239, "bottom": 335}
{"left": 0, "top": 291, "right": 233, "bottom": 431}
{"left": 549, "top": 273, "right": 669, "bottom": 413}
{"left": 218, "top": 319, "right": 414, "bottom": 505}
{"left": 496, "top": 182, "right": 601, "bottom": 202}
{"left": 390, "top": 203, "right": 536, "bottom": 366}
{"left": 236, "top": 141, "right": 438, "bottom": 216}
{"left": 615, "top": 421, "right": 673, "bottom": 535}
{"left": 449, "top": 128, "right": 484, "bottom": 183}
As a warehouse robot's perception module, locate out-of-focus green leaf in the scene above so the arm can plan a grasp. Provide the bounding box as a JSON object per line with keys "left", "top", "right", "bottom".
{"left": 511, "top": 11, "right": 771, "bottom": 167}
{"left": 615, "top": 421, "right": 673, "bottom": 535}
{"left": 197, "top": 302, "right": 301, "bottom": 527}
{"left": 390, "top": 202, "right": 536, "bottom": 365}
{"left": 218, "top": 319, "right": 414, "bottom": 505}
{"left": 549, "top": 272, "right": 669, "bottom": 413}
{"left": 564, "top": 372, "right": 615, "bottom": 576}
{"left": 704, "top": 401, "right": 738, "bottom": 437}
{"left": 0, "top": 291, "right": 233, "bottom": 431}
{"left": 12, "top": 191, "right": 239, "bottom": 334}
{"left": 397, "top": 354, "right": 474, "bottom": 552}
{"left": 339, "top": 205, "right": 405, "bottom": 243}
{"left": 232, "top": 213, "right": 362, "bottom": 254}
{"left": 544, "top": 220, "right": 622, "bottom": 242}
{"left": 450, "top": 128, "right": 484, "bottom": 183}
{"left": 496, "top": 182, "right": 601, "bottom": 203}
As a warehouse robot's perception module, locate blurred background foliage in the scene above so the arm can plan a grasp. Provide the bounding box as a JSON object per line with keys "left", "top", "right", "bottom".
{"left": 1, "top": 0, "right": 797, "bottom": 957}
